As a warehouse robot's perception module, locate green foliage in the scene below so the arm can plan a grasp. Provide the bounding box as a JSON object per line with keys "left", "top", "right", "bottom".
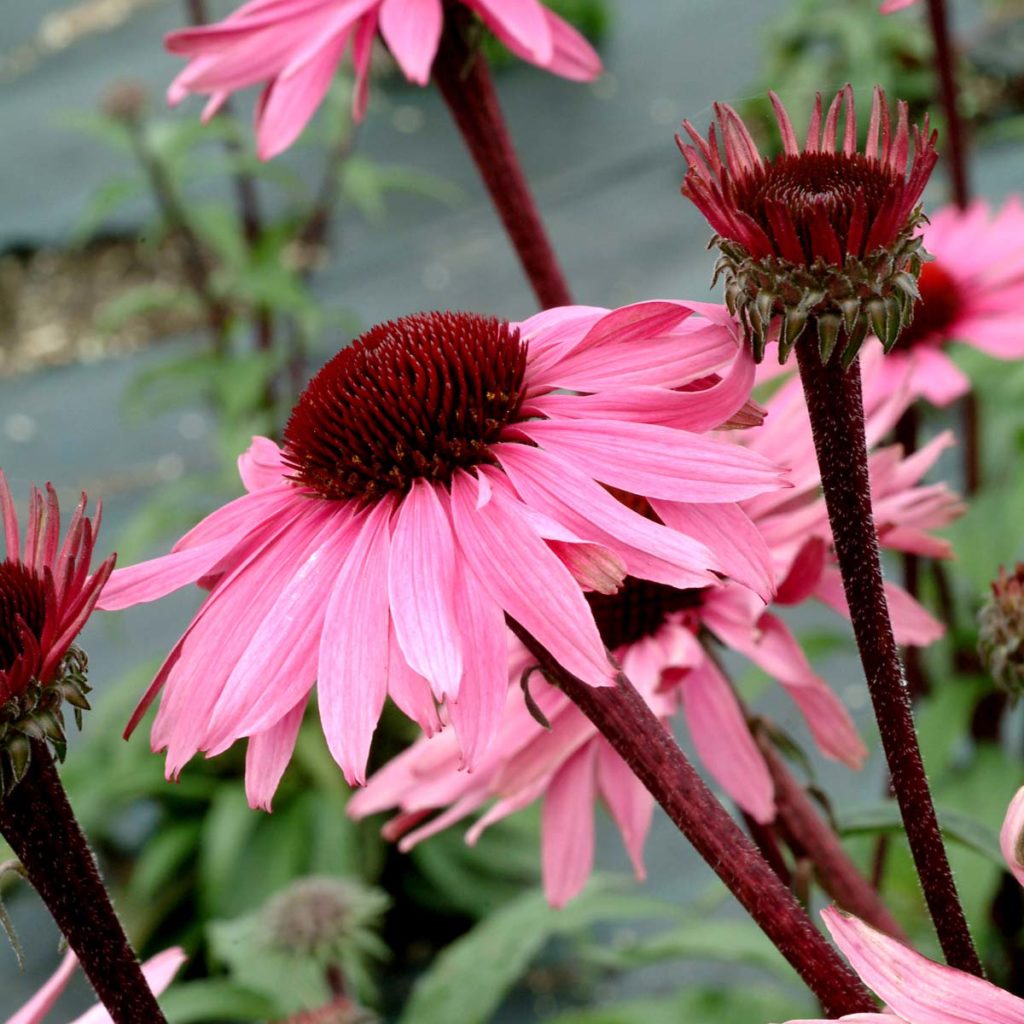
{"left": 399, "top": 879, "right": 672, "bottom": 1024}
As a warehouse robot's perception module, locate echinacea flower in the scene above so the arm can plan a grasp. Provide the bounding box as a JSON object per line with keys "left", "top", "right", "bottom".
{"left": 165, "top": 0, "right": 602, "bottom": 159}
{"left": 871, "top": 198, "right": 1024, "bottom": 405}
{"left": 881, "top": 0, "right": 919, "bottom": 12}
{"left": 781, "top": 789, "right": 1024, "bottom": 1023}
{"left": 5, "top": 947, "right": 184, "bottom": 1024}
{"left": 350, "top": 335, "right": 961, "bottom": 907}
{"left": 679, "top": 86, "right": 938, "bottom": 364}
{"left": 0, "top": 473, "right": 114, "bottom": 794}
{"left": 99, "top": 304, "right": 785, "bottom": 804}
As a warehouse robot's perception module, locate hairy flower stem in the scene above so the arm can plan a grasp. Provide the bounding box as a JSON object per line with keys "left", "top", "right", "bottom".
{"left": 924, "top": 0, "right": 970, "bottom": 210}
{"left": 0, "top": 743, "right": 166, "bottom": 1022}
{"left": 755, "top": 729, "right": 907, "bottom": 941}
{"left": 434, "top": 13, "right": 573, "bottom": 309}
{"left": 794, "top": 340, "right": 982, "bottom": 977}
{"left": 507, "top": 619, "right": 877, "bottom": 1016}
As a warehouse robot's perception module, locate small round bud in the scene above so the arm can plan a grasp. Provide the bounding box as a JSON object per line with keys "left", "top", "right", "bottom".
{"left": 978, "top": 564, "right": 1024, "bottom": 699}
{"left": 101, "top": 80, "right": 148, "bottom": 125}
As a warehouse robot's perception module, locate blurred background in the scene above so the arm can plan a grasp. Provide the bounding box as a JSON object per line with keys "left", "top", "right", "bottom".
{"left": 3, "top": 0, "right": 1024, "bottom": 1020}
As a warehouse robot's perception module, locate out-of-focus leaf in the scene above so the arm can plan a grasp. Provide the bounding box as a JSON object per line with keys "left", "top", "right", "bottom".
{"left": 836, "top": 802, "right": 1004, "bottom": 865}
{"left": 580, "top": 918, "right": 793, "bottom": 979}
{"left": 74, "top": 178, "right": 146, "bottom": 240}
{"left": 133, "top": 820, "right": 203, "bottom": 904}
{"left": 339, "top": 155, "right": 462, "bottom": 222}
{"left": 160, "top": 979, "right": 278, "bottom": 1023}
{"left": 96, "top": 283, "right": 200, "bottom": 335}
{"left": 398, "top": 879, "right": 672, "bottom": 1024}
{"left": 56, "top": 110, "right": 133, "bottom": 152}
{"left": 543, "top": 984, "right": 811, "bottom": 1024}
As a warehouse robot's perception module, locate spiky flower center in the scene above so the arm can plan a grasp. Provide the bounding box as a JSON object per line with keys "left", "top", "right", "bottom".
{"left": 734, "top": 152, "right": 903, "bottom": 266}
{"left": 588, "top": 578, "right": 704, "bottom": 651}
{"left": 978, "top": 563, "right": 1024, "bottom": 701}
{"left": 0, "top": 561, "right": 46, "bottom": 673}
{"left": 283, "top": 312, "right": 527, "bottom": 502}
{"left": 892, "top": 262, "right": 962, "bottom": 350}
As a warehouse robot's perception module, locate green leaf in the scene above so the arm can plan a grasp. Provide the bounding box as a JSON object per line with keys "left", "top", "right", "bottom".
{"left": 160, "top": 979, "right": 278, "bottom": 1023}
{"left": 399, "top": 879, "right": 671, "bottom": 1024}
{"left": 95, "top": 283, "right": 200, "bottom": 335}
{"left": 580, "top": 918, "right": 793, "bottom": 979}
{"left": 836, "top": 802, "right": 1004, "bottom": 866}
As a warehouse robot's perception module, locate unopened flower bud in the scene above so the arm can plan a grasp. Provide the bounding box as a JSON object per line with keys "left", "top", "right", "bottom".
{"left": 978, "top": 564, "right": 1024, "bottom": 699}
{"left": 101, "top": 80, "right": 148, "bottom": 125}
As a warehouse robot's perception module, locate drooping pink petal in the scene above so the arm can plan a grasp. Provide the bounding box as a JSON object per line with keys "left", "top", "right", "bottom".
{"left": 388, "top": 480, "right": 462, "bottom": 700}
{"left": 466, "top": 0, "right": 553, "bottom": 65}
{"left": 448, "top": 470, "right": 614, "bottom": 690}
{"left": 542, "top": 742, "right": 597, "bottom": 907}
{"left": 256, "top": 28, "right": 351, "bottom": 160}
{"left": 821, "top": 906, "right": 1024, "bottom": 1022}
{"left": 676, "top": 658, "right": 775, "bottom": 823}
{"left": 446, "top": 559, "right": 510, "bottom": 768}
{"left": 318, "top": 498, "right": 394, "bottom": 785}
{"left": 595, "top": 738, "right": 654, "bottom": 881}
{"left": 536, "top": 7, "right": 601, "bottom": 80}
{"left": 237, "top": 435, "right": 287, "bottom": 491}
{"left": 244, "top": 699, "right": 307, "bottom": 811}
{"left": 380, "top": 0, "right": 443, "bottom": 84}
{"left": 1002, "top": 786, "right": 1024, "bottom": 889}
{"left": 385, "top": 624, "right": 442, "bottom": 737}
{"left": 6, "top": 951, "right": 78, "bottom": 1024}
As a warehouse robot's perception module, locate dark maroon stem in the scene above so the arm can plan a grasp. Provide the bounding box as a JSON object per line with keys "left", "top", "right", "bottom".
{"left": 963, "top": 390, "right": 982, "bottom": 495}
{"left": 756, "top": 731, "right": 907, "bottom": 941}
{"left": 507, "top": 619, "right": 877, "bottom": 1015}
{"left": 795, "top": 341, "right": 982, "bottom": 976}
{"left": 924, "top": 0, "right": 970, "bottom": 210}
{"left": 433, "top": 12, "right": 573, "bottom": 309}
{"left": 0, "top": 743, "right": 166, "bottom": 1022}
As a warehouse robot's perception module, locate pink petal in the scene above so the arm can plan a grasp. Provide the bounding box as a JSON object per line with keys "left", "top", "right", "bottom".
{"left": 678, "top": 658, "right": 775, "bottom": 823}
{"left": 495, "top": 442, "right": 716, "bottom": 590}
{"left": 537, "top": 7, "right": 602, "bottom": 80}
{"left": 517, "top": 419, "right": 785, "bottom": 503}
{"left": 595, "top": 739, "right": 653, "bottom": 881}
{"left": 910, "top": 348, "right": 970, "bottom": 407}
{"left": 448, "top": 470, "right": 614, "bottom": 689}
{"left": 774, "top": 537, "right": 828, "bottom": 605}
{"left": 318, "top": 499, "right": 394, "bottom": 785}
{"left": 244, "top": 699, "right": 307, "bottom": 811}
{"left": 6, "top": 951, "right": 78, "bottom": 1024}
{"left": 445, "top": 559, "right": 509, "bottom": 768}
{"left": 380, "top": 0, "right": 443, "bottom": 84}
{"left": 1001, "top": 786, "right": 1024, "bottom": 888}
{"left": 651, "top": 498, "right": 774, "bottom": 601}
{"left": 388, "top": 481, "right": 462, "bottom": 700}
{"left": 821, "top": 906, "right": 1024, "bottom": 1022}
{"left": 256, "top": 28, "right": 350, "bottom": 159}
{"left": 385, "top": 624, "right": 442, "bottom": 737}
{"left": 237, "top": 435, "right": 287, "bottom": 491}
{"left": 542, "top": 742, "right": 597, "bottom": 907}
{"left": 465, "top": 0, "right": 553, "bottom": 64}
{"left": 71, "top": 949, "right": 186, "bottom": 1024}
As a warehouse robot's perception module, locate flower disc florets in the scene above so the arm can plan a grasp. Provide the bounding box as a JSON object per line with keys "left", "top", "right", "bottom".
{"left": 283, "top": 312, "right": 527, "bottom": 502}
{"left": 979, "top": 564, "right": 1024, "bottom": 701}
{"left": 588, "top": 578, "right": 705, "bottom": 651}
{"left": 679, "top": 85, "right": 938, "bottom": 365}
{"left": 0, "top": 475, "right": 112, "bottom": 793}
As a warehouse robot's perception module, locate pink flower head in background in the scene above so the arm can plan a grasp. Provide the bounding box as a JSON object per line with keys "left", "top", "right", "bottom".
{"left": 872, "top": 198, "right": 1024, "bottom": 405}
{"left": 165, "top": 0, "right": 602, "bottom": 159}
{"left": 350, "top": 337, "right": 962, "bottom": 908}
{"left": 99, "top": 303, "right": 785, "bottom": 804}
{"left": 0, "top": 474, "right": 113, "bottom": 704}
{"left": 880, "top": 0, "right": 919, "bottom": 12}
{"left": 783, "top": 790, "right": 1024, "bottom": 1022}
{"left": 4, "top": 947, "right": 184, "bottom": 1024}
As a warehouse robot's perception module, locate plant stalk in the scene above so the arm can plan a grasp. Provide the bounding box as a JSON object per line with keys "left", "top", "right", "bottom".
{"left": 0, "top": 743, "right": 167, "bottom": 1022}
{"left": 433, "top": 12, "right": 573, "bottom": 309}
{"left": 794, "top": 339, "right": 982, "bottom": 976}
{"left": 507, "top": 618, "right": 877, "bottom": 1016}
{"left": 924, "top": 0, "right": 970, "bottom": 210}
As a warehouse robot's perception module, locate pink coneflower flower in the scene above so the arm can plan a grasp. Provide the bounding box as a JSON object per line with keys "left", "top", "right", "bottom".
{"left": 679, "top": 86, "right": 937, "bottom": 364}
{"left": 0, "top": 473, "right": 114, "bottom": 793}
{"left": 871, "top": 199, "right": 1024, "bottom": 405}
{"left": 881, "top": 0, "right": 919, "bottom": 12}
{"left": 165, "top": 0, "right": 602, "bottom": 159}
{"left": 784, "top": 790, "right": 1024, "bottom": 1023}
{"left": 98, "top": 304, "right": 785, "bottom": 803}
{"left": 5, "top": 947, "right": 184, "bottom": 1024}
{"left": 350, "top": 339, "right": 961, "bottom": 908}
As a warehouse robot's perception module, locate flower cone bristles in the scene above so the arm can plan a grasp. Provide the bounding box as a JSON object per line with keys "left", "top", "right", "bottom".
{"left": 680, "top": 86, "right": 939, "bottom": 365}
{"left": 979, "top": 564, "right": 1024, "bottom": 701}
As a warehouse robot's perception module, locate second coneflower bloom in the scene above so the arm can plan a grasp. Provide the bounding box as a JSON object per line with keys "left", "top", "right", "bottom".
{"left": 98, "top": 304, "right": 784, "bottom": 801}
{"left": 679, "top": 85, "right": 938, "bottom": 364}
